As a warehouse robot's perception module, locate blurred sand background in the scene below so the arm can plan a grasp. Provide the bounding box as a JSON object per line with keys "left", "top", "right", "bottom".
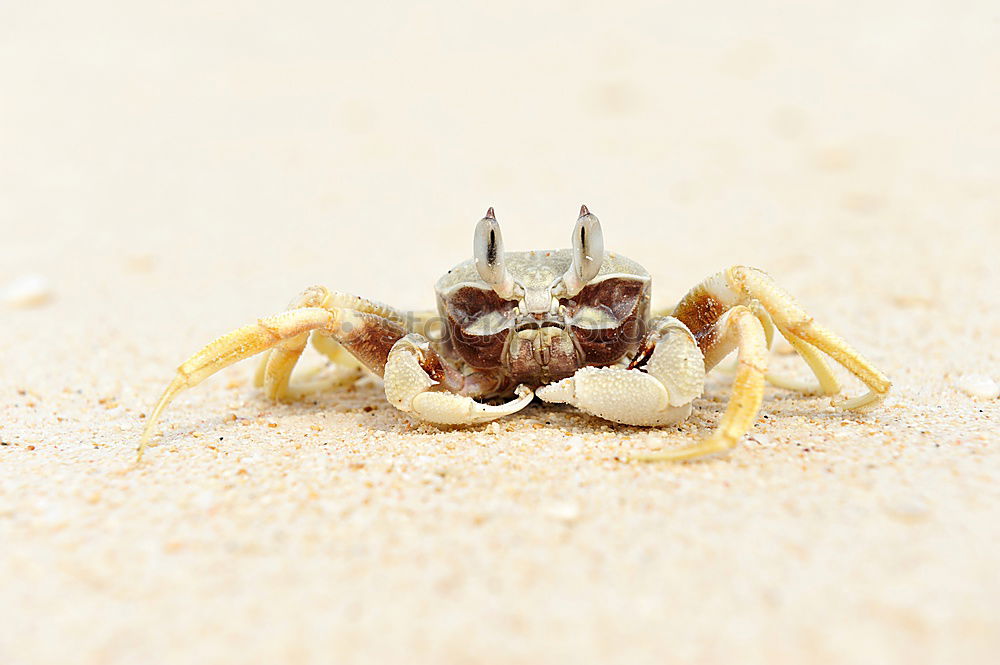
{"left": 2, "top": 1, "right": 999, "bottom": 663}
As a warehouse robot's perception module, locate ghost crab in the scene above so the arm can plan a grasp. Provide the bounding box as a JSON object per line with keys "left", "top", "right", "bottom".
{"left": 138, "top": 206, "right": 890, "bottom": 461}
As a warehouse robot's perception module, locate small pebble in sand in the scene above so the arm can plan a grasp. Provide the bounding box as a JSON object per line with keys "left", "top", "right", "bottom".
{"left": 954, "top": 374, "right": 999, "bottom": 400}
{"left": 544, "top": 501, "right": 581, "bottom": 523}
{"left": 2, "top": 274, "right": 53, "bottom": 308}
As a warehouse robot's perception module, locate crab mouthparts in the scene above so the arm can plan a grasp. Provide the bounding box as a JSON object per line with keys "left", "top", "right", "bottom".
{"left": 506, "top": 321, "right": 581, "bottom": 384}
{"left": 513, "top": 314, "right": 565, "bottom": 333}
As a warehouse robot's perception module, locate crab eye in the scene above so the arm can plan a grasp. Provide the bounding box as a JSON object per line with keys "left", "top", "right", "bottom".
{"left": 561, "top": 204, "right": 605, "bottom": 296}
{"left": 474, "top": 207, "right": 515, "bottom": 299}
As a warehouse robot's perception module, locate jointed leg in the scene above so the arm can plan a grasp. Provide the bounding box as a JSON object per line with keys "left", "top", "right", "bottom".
{"left": 138, "top": 292, "right": 409, "bottom": 460}
{"left": 674, "top": 266, "right": 890, "bottom": 410}
{"left": 254, "top": 286, "right": 331, "bottom": 400}
{"left": 747, "top": 301, "right": 840, "bottom": 396}
{"left": 254, "top": 287, "right": 408, "bottom": 400}
{"left": 766, "top": 328, "right": 840, "bottom": 395}
{"left": 634, "top": 306, "right": 768, "bottom": 462}
{"left": 140, "top": 307, "right": 339, "bottom": 459}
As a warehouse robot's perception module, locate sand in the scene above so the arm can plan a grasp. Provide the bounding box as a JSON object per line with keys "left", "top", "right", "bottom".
{"left": 2, "top": 2, "right": 999, "bottom": 664}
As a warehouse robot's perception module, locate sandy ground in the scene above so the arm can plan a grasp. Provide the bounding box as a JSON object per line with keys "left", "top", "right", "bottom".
{"left": 2, "top": 2, "right": 1000, "bottom": 664}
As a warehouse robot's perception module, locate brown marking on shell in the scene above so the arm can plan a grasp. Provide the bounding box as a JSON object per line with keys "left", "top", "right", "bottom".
{"left": 337, "top": 313, "right": 409, "bottom": 377}
{"left": 673, "top": 287, "right": 727, "bottom": 351}
{"left": 417, "top": 347, "right": 447, "bottom": 383}
{"left": 627, "top": 329, "right": 658, "bottom": 370}
{"left": 566, "top": 276, "right": 648, "bottom": 366}
{"left": 441, "top": 286, "right": 515, "bottom": 369}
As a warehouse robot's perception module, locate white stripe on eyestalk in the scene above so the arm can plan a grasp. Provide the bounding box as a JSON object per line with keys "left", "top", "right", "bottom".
{"left": 473, "top": 207, "right": 516, "bottom": 299}
{"left": 561, "top": 204, "right": 605, "bottom": 297}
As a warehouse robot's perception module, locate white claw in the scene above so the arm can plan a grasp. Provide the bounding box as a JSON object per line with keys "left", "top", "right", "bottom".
{"left": 644, "top": 320, "right": 705, "bottom": 407}
{"left": 538, "top": 367, "right": 691, "bottom": 426}
{"left": 385, "top": 335, "right": 533, "bottom": 424}
{"left": 537, "top": 320, "right": 703, "bottom": 426}
{"left": 384, "top": 336, "right": 438, "bottom": 412}
{"left": 411, "top": 385, "right": 534, "bottom": 424}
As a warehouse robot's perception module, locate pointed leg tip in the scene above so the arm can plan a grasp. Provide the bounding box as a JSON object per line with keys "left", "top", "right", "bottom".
{"left": 630, "top": 436, "right": 737, "bottom": 463}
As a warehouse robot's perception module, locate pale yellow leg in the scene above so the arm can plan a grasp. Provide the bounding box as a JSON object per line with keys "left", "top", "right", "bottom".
{"left": 253, "top": 331, "right": 366, "bottom": 395}
{"left": 311, "top": 333, "right": 361, "bottom": 368}
{"left": 138, "top": 307, "right": 338, "bottom": 460}
{"left": 727, "top": 266, "right": 890, "bottom": 410}
{"left": 254, "top": 286, "right": 330, "bottom": 397}
{"left": 633, "top": 306, "right": 767, "bottom": 462}
{"left": 764, "top": 329, "right": 840, "bottom": 396}
{"left": 268, "top": 333, "right": 368, "bottom": 399}
{"left": 702, "top": 304, "right": 837, "bottom": 396}
{"left": 254, "top": 287, "right": 408, "bottom": 401}
{"left": 678, "top": 267, "right": 889, "bottom": 409}
{"left": 747, "top": 300, "right": 840, "bottom": 396}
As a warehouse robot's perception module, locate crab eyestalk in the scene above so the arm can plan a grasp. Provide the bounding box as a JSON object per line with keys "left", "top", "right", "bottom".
{"left": 474, "top": 207, "right": 516, "bottom": 299}
{"left": 561, "top": 204, "right": 605, "bottom": 297}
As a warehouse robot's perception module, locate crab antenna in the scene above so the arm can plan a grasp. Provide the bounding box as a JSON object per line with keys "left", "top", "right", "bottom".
{"left": 562, "top": 205, "right": 605, "bottom": 296}
{"left": 474, "top": 208, "right": 516, "bottom": 298}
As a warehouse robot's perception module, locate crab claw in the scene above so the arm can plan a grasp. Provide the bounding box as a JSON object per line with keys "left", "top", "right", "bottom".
{"left": 384, "top": 334, "right": 533, "bottom": 424}
{"left": 410, "top": 384, "right": 534, "bottom": 424}
{"left": 537, "top": 318, "right": 703, "bottom": 426}
{"left": 537, "top": 367, "right": 692, "bottom": 426}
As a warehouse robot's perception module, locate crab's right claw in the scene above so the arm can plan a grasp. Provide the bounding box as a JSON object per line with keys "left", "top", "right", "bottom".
{"left": 384, "top": 334, "right": 533, "bottom": 424}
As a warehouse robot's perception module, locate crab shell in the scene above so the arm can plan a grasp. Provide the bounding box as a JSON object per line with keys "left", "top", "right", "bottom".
{"left": 434, "top": 249, "right": 651, "bottom": 388}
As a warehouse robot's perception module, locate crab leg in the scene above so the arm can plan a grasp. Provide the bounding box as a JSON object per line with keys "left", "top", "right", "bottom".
{"left": 674, "top": 265, "right": 890, "bottom": 411}
{"left": 138, "top": 296, "right": 409, "bottom": 460}
{"left": 633, "top": 306, "right": 767, "bottom": 462}
{"left": 254, "top": 286, "right": 408, "bottom": 400}
{"left": 746, "top": 302, "right": 840, "bottom": 396}
{"left": 384, "top": 334, "right": 534, "bottom": 424}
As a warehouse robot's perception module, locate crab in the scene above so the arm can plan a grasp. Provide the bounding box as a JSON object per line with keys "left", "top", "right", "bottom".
{"left": 138, "top": 206, "right": 890, "bottom": 462}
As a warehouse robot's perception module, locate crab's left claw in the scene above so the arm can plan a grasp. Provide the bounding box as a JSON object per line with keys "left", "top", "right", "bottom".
{"left": 384, "top": 334, "right": 534, "bottom": 424}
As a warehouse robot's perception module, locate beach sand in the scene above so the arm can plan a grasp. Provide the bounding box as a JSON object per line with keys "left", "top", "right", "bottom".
{"left": 2, "top": 2, "right": 999, "bottom": 663}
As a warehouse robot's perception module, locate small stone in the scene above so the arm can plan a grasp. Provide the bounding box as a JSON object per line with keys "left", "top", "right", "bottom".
{"left": 954, "top": 374, "right": 999, "bottom": 401}
{"left": 2, "top": 274, "right": 53, "bottom": 308}
{"left": 543, "top": 500, "right": 580, "bottom": 523}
